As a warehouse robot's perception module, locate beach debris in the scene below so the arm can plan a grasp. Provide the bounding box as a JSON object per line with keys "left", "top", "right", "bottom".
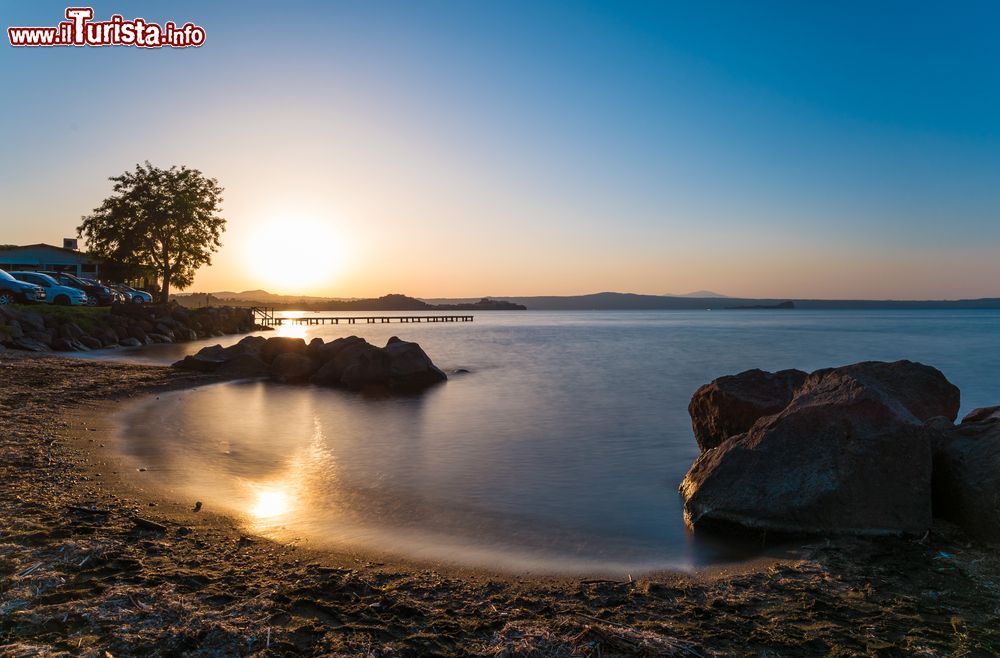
{"left": 132, "top": 517, "right": 168, "bottom": 533}
{"left": 68, "top": 504, "right": 110, "bottom": 515}
{"left": 193, "top": 501, "right": 203, "bottom": 512}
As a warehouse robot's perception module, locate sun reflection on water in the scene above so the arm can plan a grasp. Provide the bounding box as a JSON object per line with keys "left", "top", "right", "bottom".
{"left": 250, "top": 487, "right": 292, "bottom": 519}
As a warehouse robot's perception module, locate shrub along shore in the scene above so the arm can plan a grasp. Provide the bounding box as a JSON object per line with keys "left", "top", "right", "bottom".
{"left": 0, "top": 303, "right": 257, "bottom": 353}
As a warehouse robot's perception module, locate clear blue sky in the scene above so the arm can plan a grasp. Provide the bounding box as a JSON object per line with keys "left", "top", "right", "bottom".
{"left": 2, "top": 1, "right": 999, "bottom": 298}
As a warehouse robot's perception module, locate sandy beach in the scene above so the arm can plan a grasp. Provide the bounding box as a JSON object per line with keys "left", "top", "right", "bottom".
{"left": 0, "top": 351, "right": 997, "bottom": 657}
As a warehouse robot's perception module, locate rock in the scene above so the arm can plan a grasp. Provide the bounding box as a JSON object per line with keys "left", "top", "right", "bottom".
{"left": 384, "top": 337, "right": 448, "bottom": 389}
{"left": 340, "top": 346, "right": 392, "bottom": 390}
{"left": 52, "top": 337, "right": 75, "bottom": 352}
{"left": 961, "top": 406, "right": 1000, "bottom": 424}
{"left": 680, "top": 362, "right": 937, "bottom": 537}
{"left": 306, "top": 337, "right": 326, "bottom": 360}
{"left": 147, "top": 333, "right": 173, "bottom": 344}
{"left": 309, "top": 338, "right": 378, "bottom": 386}
{"left": 929, "top": 417, "right": 1000, "bottom": 542}
{"left": 172, "top": 344, "right": 226, "bottom": 371}
{"left": 260, "top": 337, "right": 307, "bottom": 364}
{"left": 270, "top": 352, "right": 316, "bottom": 383}
{"left": 223, "top": 335, "right": 267, "bottom": 358}
{"left": 217, "top": 353, "right": 270, "bottom": 378}
{"left": 6, "top": 321, "right": 24, "bottom": 340}
{"left": 802, "top": 360, "right": 960, "bottom": 423}
{"left": 79, "top": 334, "right": 103, "bottom": 349}
{"left": 97, "top": 328, "right": 119, "bottom": 347}
{"left": 688, "top": 368, "right": 807, "bottom": 451}
{"left": 12, "top": 337, "right": 51, "bottom": 352}
{"left": 129, "top": 327, "right": 149, "bottom": 344}
{"left": 119, "top": 337, "right": 143, "bottom": 348}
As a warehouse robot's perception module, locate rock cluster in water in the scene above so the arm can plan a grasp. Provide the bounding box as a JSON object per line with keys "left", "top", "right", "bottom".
{"left": 173, "top": 335, "right": 448, "bottom": 391}
{"left": 0, "top": 303, "right": 255, "bottom": 353}
{"left": 681, "top": 360, "right": 1000, "bottom": 542}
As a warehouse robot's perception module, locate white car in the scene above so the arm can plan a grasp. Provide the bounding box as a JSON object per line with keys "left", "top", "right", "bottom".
{"left": 12, "top": 271, "right": 89, "bottom": 306}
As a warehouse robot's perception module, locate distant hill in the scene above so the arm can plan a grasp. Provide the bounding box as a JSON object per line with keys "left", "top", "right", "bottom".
{"left": 665, "top": 290, "right": 728, "bottom": 298}
{"left": 175, "top": 289, "right": 1000, "bottom": 311}
{"left": 172, "top": 292, "right": 525, "bottom": 311}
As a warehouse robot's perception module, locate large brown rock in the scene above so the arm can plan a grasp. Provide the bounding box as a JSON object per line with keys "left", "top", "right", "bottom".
{"left": 309, "top": 338, "right": 378, "bottom": 386}
{"left": 217, "top": 353, "right": 270, "bottom": 378}
{"left": 270, "top": 352, "right": 316, "bottom": 384}
{"left": 929, "top": 414, "right": 1000, "bottom": 543}
{"left": 680, "top": 363, "right": 938, "bottom": 537}
{"left": 802, "top": 360, "right": 960, "bottom": 423}
{"left": 260, "top": 336, "right": 307, "bottom": 364}
{"left": 173, "top": 344, "right": 227, "bottom": 372}
{"left": 385, "top": 337, "right": 448, "bottom": 389}
{"left": 961, "top": 406, "right": 1000, "bottom": 424}
{"left": 688, "top": 368, "right": 807, "bottom": 451}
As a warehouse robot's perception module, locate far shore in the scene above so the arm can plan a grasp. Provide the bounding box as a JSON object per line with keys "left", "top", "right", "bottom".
{"left": 2, "top": 351, "right": 999, "bottom": 655}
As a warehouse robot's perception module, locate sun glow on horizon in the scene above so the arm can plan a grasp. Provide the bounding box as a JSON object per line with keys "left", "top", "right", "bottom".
{"left": 244, "top": 217, "right": 348, "bottom": 293}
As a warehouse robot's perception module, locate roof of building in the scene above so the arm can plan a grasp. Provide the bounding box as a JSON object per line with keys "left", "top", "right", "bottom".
{"left": 0, "top": 243, "right": 103, "bottom": 261}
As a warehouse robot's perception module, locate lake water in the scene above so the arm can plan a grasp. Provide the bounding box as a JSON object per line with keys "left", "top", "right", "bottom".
{"left": 107, "top": 310, "right": 1000, "bottom": 575}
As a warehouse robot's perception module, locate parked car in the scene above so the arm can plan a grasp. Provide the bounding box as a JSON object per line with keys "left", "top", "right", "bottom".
{"left": 36, "top": 271, "right": 113, "bottom": 306}
{"left": 112, "top": 284, "right": 153, "bottom": 304}
{"left": 0, "top": 269, "right": 46, "bottom": 305}
{"left": 10, "top": 271, "right": 88, "bottom": 305}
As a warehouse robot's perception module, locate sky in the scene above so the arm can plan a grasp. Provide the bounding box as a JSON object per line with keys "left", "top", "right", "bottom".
{"left": 2, "top": 1, "right": 999, "bottom": 299}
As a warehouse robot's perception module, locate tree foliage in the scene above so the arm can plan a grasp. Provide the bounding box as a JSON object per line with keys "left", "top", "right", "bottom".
{"left": 78, "top": 163, "right": 225, "bottom": 301}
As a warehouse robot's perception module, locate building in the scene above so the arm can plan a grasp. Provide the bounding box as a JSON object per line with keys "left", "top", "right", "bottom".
{"left": 0, "top": 243, "right": 106, "bottom": 278}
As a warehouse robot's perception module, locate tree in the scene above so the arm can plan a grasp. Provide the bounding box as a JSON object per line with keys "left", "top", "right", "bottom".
{"left": 78, "top": 162, "right": 225, "bottom": 302}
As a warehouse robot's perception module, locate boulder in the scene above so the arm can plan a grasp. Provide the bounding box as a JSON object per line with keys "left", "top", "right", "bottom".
{"left": 6, "top": 321, "right": 24, "bottom": 340}
{"left": 384, "top": 337, "right": 448, "bottom": 389}
{"left": 12, "top": 337, "right": 51, "bottom": 352}
{"left": 216, "top": 353, "right": 270, "bottom": 378}
{"left": 309, "top": 339, "right": 379, "bottom": 386}
{"left": 78, "top": 335, "right": 103, "bottom": 350}
{"left": 680, "top": 363, "right": 938, "bottom": 537}
{"left": 51, "top": 337, "right": 75, "bottom": 352}
{"left": 97, "top": 328, "right": 120, "bottom": 347}
{"left": 802, "top": 360, "right": 960, "bottom": 423}
{"left": 172, "top": 344, "right": 226, "bottom": 371}
{"left": 270, "top": 352, "right": 316, "bottom": 383}
{"left": 119, "top": 337, "right": 143, "bottom": 348}
{"left": 929, "top": 414, "right": 1000, "bottom": 542}
{"left": 688, "top": 368, "right": 807, "bottom": 451}
{"left": 340, "top": 347, "right": 392, "bottom": 390}
{"left": 260, "top": 337, "right": 307, "bottom": 364}
{"left": 223, "top": 335, "right": 267, "bottom": 358}
{"left": 961, "top": 406, "right": 1000, "bottom": 424}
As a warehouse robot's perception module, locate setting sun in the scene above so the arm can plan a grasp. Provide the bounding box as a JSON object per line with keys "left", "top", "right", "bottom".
{"left": 244, "top": 218, "right": 347, "bottom": 292}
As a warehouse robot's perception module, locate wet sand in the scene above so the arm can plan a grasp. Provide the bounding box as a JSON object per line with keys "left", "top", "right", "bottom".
{"left": 2, "top": 351, "right": 999, "bottom": 656}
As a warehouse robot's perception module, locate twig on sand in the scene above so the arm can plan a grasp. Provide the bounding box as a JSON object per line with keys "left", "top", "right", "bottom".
{"left": 17, "top": 562, "right": 44, "bottom": 577}
{"left": 132, "top": 517, "right": 168, "bottom": 532}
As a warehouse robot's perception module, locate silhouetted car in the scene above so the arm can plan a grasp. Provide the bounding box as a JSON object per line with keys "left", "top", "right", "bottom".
{"left": 0, "top": 269, "right": 46, "bottom": 305}
{"left": 11, "top": 271, "right": 88, "bottom": 305}
{"left": 112, "top": 284, "right": 153, "bottom": 304}
{"left": 37, "top": 271, "right": 113, "bottom": 306}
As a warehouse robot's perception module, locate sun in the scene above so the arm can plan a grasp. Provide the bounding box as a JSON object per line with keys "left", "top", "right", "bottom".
{"left": 245, "top": 217, "right": 347, "bottom": 292}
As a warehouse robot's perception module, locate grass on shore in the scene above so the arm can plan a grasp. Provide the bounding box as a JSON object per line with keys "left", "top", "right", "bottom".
{"left": 9, "top": 304, "right": 111, "bottom": 331}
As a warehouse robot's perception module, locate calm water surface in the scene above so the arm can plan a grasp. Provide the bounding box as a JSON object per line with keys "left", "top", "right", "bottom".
{"left": 106, "top": 310, "right": 1000, "bottom": 574}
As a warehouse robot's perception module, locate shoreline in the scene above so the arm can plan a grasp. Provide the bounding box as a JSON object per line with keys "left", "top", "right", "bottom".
{"left": 2, "top": 352, "right": 999, "bottom": 655}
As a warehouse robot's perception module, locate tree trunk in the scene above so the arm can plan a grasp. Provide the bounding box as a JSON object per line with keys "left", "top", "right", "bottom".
{"left": 159, "top": 246, "right": 171, "bottom": 304}
{"left": 160, "top": 269, "right": 171, "bottom": 303}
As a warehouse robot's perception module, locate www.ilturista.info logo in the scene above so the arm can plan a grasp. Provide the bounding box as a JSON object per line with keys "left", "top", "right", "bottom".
{"left": 8, "top": 7, "right": 206, "bottom": 48}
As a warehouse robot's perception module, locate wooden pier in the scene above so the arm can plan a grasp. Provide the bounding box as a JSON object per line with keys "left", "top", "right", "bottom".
{"left": 251, "top": 307, "right": 472, "bottom": 327}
